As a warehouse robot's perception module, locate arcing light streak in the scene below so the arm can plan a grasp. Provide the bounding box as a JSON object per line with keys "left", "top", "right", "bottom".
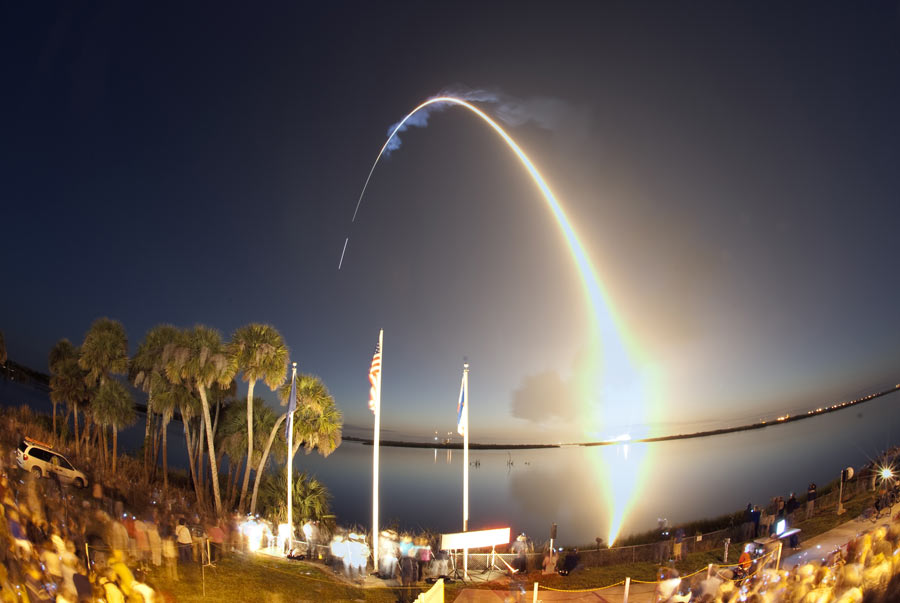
{"left": 352, "top": 96, "right": 654, "bottom": 544}
{"left": 351, "top": 97, "right": 607, "bottom": 322}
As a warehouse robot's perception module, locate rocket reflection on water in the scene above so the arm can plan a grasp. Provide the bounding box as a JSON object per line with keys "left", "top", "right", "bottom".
{"left": 345, "top": 95, "right": 656, "bottom": 544}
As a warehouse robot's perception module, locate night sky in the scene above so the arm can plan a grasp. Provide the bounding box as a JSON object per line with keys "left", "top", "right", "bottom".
{"left": 2, "top": 2, "right": 899, "bottom": 443}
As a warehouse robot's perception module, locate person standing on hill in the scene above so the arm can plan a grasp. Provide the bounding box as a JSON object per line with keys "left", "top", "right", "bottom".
{"left": 175, "top": 518, "right": 192, "bottom": 563}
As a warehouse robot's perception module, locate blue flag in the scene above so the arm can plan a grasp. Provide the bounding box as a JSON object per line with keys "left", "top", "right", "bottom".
{"left": 286, "top": 370, "right": 297, "bottom": 440}
{"left": 457, "top": 373, "right": 466, "bottom": 436}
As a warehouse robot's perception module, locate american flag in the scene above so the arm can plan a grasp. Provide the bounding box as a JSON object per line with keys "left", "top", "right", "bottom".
{"left": 368, "top": 340, "right": 382, "bottom": 413}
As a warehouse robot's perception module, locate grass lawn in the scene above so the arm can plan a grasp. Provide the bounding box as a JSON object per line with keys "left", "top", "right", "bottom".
{"left": 146, "top": 556, "right": 400, "bottom": 603}
{"left": 141, "top": 490, "right": 879, "bottom": 601}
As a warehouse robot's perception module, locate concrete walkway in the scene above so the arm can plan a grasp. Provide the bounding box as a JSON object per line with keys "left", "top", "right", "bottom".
{"left": 781, "top": 512, "right": 891, "bottom": 568}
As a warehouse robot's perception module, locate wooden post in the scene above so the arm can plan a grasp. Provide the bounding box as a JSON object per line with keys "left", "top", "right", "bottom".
{"left": 623, "top": 576, "right": 630, "bottom": 603}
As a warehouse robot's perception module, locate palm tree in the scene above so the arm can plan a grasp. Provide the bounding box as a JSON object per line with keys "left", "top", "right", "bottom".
{"left": 250, "top": 373, "right": 342, "bottom": 515}
{"left": 218, "top": 398, "right": 275, "bottom": 509}
{"left": 229, "top": 324, "right": 289, "bottom": 512}
{"left": 92, "top": 380, "right": 137, "bottom": 475}
{"left": 152, "top": 380, "right": 193, "bottom": 493}
{"left": 49, "top": 340, "right": 89, "bottom": 445}
{"left": 0, "top": 329, "right": 7, "bottom": 367}
{"left": 131, "top": 325, "right": 180, "bottom": 476}
{"left": 258, "top": 469, "right": 331, "bottom": 525}
{"left": 79, "top": 318, "right": 128, "bottom": 462}
{"left": 79, "top": 318, "right": 128, "bottom": 387}
{"left": 165, "top": 325, "right": 236, "bottom": 517}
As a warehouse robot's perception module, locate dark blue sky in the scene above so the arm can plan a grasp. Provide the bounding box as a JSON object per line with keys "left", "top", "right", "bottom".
{"left": 2, "top": 2, "right": 898, "bottom": 441}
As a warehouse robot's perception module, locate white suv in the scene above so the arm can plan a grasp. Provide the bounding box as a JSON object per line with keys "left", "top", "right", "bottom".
{"left": 16, "top": 438, "right": 88, "bottom": 488}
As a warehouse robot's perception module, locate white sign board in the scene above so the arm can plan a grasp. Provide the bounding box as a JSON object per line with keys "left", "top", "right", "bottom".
{"left": 440, "top": 527, "right": 510, "bottom": 550}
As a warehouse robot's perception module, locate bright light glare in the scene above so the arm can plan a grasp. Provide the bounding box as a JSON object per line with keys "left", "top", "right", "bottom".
{"left": 278, "top": 523, "right": 291, "bottom": 550}
{"left": 354, "top": 96, "right": 665, "bottom": 545}
{"left": 371, "top": 96, "right": 656, "bottom": 544}
{"left": 241, "top": 520, "right": 265, "bottom": 553}
{"left": 882, "top": 467, "right": 894, "bottom": 480}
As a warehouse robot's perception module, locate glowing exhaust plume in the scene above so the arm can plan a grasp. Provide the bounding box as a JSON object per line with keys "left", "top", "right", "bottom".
{"left": 350, "top": 96, "right": 656, "bottom": 544}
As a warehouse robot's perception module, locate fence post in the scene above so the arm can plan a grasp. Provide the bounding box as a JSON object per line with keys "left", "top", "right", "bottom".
{"left": 723, "top": 538, "right": 730, "bottom": 563}
{"left": 623, "top": 576, "right": 630, "bottom": 603}
{"left": 533, "top": 582, "right": 539, "bottom": 602}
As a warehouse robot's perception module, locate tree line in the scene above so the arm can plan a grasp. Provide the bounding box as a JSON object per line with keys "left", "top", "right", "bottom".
{"left": 41, "top": 319, "right": 342, "bottom": 519}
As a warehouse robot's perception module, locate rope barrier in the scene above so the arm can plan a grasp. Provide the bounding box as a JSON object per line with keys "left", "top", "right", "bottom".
{"left": 539, "top": 579, "right": 626, "bottom": 592}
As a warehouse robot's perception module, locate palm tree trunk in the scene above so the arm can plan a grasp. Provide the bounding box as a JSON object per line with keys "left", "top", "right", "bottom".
{"left": 197, "top": 419, "right": 206, "bottom": 495}
{"left": 100, "top": 426, "right": 108, "bottom": 470}
{"left": 73, "top": 407, "right": 80, "bottom": 456}
{"left": 82, "top": 415, "right": 91, "bottom": 454}
{"left": 63, "top": 407, "right": 72, "bottom": 434}
{"left": 151, "top": 415, "right": 163, "bottom": 480}
{"left": 250, "top": 413, "right": 286, "bottom": 515}
{"left": 143, "top": 393, "right": 153, "bottom": 476}
{"left": 112, "top": 426, "right": 118, "bottom": 475}
{"left": 161, "top": 414, "right": 170, "bottom": 492}
{"left": 224, "top": 461, "right": 233, "bottom": 505}
{"left": 198, "top": 385, "right": 223, "bottom": 517}
{"left": 183, "top": 418, "right": 203, "bottom": 507}
{"left": 228, "top": 456, "right": 244, "bottom": 509}
{"left": 239, "top": 379, "right": 256, "bottom": 512}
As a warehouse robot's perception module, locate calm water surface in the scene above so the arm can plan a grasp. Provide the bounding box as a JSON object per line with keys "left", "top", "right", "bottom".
{"left": 3, "top": 379, "right": 898, "bottom": 545}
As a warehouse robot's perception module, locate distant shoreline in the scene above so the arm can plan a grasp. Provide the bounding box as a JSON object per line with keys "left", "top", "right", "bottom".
{"left": 347, "top": 383, "right": 900, "bottom": 449}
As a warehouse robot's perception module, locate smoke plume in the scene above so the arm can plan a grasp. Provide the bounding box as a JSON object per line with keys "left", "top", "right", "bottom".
{"left": 383, "top": 86, "right": 589, "bottom": 156}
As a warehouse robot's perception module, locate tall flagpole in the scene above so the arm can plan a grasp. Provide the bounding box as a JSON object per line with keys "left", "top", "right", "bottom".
{"left": 462, "top": 362, "right": 470, "bottom": 579}
{"left": 372, "top": 329, "right": 383, "bottom": 573}
{"left": 463, "top": 362, "right": 469, "bottom": 530}
{"left": 287, "top": 362, "right": 297, "bottom": 552}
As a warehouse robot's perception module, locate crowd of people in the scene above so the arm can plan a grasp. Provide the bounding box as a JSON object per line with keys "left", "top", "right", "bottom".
{"left": 0, "top": 439, "right": 250, "bottom": 602}
{"left": 655, "top": 514, "right": 900, "bottom": 603}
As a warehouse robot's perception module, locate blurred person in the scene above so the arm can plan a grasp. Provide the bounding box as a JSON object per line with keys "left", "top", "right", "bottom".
{"left": 673, "top": 528, "right": 684, "bottom": 562}
{"left": 542, "top": 548, "right": 558, "bottom": 575}
{"left": 416, "top": 537, "right": 432, "bottom": 580}
{"left": 512, "top": 533, "right": 528, "bottom": 573}
{"left": 146, "top": 519, "right": 162, "bottom": 567}
{"left": 655, "top": 567, "right": 682, "bottom": 603}
{"left": 559, "top": 548, "right": 579, "bottom": 575}
{"left": 807, "top": 483, "right": 817, "bottom": 517}
{"left": 433, "top": 548, "right": 450, "bottom": 578}
{"left": 108, "top": 549, "right": 135, "bottom": 597}
{"left": 175, "top": 518, "right": 192, "bottom": 563}
{"left": 207, "top": 520, "right": 224, "bottom": 563}
{"left": 162, "top": 533, "right": 178, "bottom": 580}
{"left": 108, "top": 516, "right": 129, "bottom": 556}
{"left": 98, "top": 569, "right": 125, "bottom": 603}
{"left": 302, "top": 520, "right": 313, "bottom": 549}
{"left": 39, "top": 540, "right": 63, "bottom": 585}
{"left": 346, "top": 533, "right": 361, "bottom": 580}
{"left": 354, "top": 533, "right": 369, "bottom": 582}
{"left": 134, "top": 517, "right": 150, "bottom": 566}
{"left": 399, "top": 545, "right": 418, "bottom": 603}
{"left": 378, "top": 529, "right": 398, "bottom": 578}
{"left": 330, "top": 534, "right": 345, "bottom": 575}
{"left": 131, "top": 580, "right": 157, "bottom": 603}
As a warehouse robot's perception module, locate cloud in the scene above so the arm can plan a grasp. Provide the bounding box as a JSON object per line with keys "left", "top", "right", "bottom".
{"left": 510, "top": 369, "right": 579, "bottom": 424}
